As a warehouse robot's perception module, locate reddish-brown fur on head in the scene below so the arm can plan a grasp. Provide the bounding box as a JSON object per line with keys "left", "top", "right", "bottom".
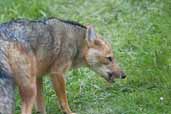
{"left": 83, "top": 26, "right": 126, "bottom": 83}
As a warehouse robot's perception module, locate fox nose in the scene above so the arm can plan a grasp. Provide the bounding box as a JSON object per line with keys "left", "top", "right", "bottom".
{"left": 120, "top": 72, "right": 126, "bottom": 79}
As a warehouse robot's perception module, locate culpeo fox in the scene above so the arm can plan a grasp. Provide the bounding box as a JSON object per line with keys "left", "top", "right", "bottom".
{"left": 0, "top": 18, "right": 126, "bottom": 114}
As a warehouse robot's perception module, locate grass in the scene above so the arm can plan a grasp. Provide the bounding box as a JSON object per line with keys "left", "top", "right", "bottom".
{"left": 0, "top": 0, "right": 171, "bottom": 114}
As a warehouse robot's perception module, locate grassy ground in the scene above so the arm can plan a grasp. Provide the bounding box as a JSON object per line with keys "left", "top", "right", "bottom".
{"left": 0, "top": 0, "right": 171, "bottom": 114}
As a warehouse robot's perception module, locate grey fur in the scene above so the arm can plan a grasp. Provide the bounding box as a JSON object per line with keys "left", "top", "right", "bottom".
{"left": 0, "top": 77, "right": 15, "bottom": 114}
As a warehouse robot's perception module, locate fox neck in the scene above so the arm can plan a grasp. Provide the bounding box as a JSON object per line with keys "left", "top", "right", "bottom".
{"left": 72, "top": 40, "right": 89, "bottom": 68}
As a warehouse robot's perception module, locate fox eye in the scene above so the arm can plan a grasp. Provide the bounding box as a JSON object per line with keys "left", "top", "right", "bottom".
{"left": 106, "top": 56, "right": 113, "bottom": 62}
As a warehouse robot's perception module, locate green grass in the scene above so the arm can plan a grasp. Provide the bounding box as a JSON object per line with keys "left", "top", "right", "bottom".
{"left": 1, "top": 0, "right": 171, "bottom": 114}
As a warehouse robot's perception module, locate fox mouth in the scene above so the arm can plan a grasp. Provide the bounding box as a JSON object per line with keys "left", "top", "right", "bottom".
{"left": 106, "top": 72, "right": 115, "bottom": 83}
{"left": 106, "top": 71, "right": 127, "bottom": 83}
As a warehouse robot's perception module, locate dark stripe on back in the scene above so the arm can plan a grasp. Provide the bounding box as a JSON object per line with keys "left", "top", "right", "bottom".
{"left": 0, "top": 17, "right": 87, "bottom": 29}
{"left": 58, "top": 19, "right": 87, "bottom": 29}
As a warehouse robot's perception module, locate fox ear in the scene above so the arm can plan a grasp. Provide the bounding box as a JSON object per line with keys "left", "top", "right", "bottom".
{"left": 86, "top": 25, "right": 97, "bottom": 44}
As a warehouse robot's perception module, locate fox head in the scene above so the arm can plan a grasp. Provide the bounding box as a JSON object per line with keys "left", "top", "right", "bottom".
{"left": 83, "top": 25, "right": 126, "bottom": 83}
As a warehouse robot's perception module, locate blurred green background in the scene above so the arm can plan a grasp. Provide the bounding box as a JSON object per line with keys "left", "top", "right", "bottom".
{"left": 0, "top": 0, "right": 171, "bottom": 114}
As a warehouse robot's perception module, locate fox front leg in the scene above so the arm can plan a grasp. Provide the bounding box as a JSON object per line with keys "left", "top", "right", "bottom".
{"left": 35, "top": 77, "right": 46, "bottom": 114}
{"left": 50, "top": 72, "right": 76, "bottom": 114}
